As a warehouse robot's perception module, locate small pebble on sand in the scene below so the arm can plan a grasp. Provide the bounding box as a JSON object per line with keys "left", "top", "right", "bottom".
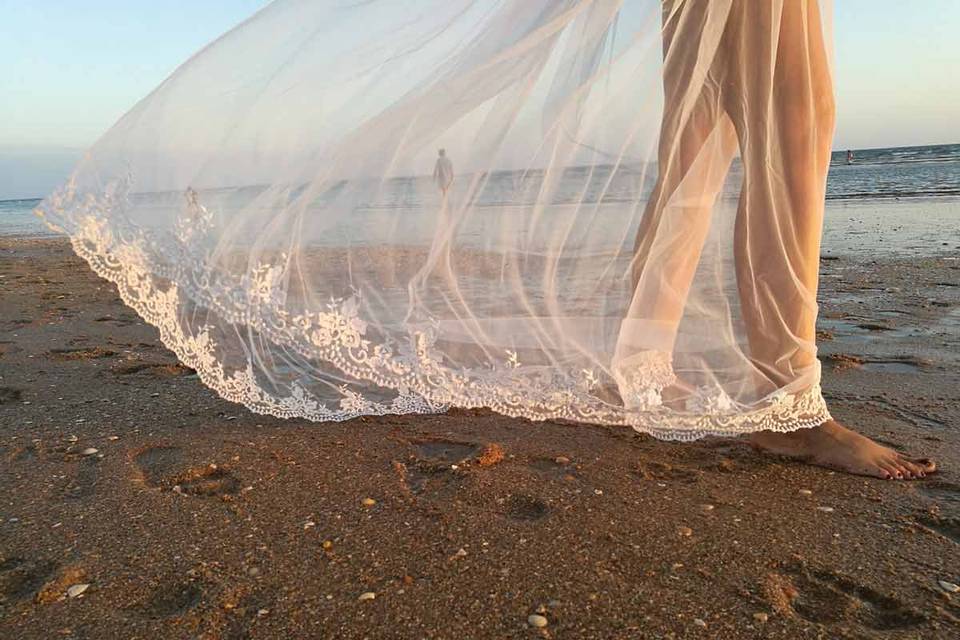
{"left": 799, "top": 489, "right": 813, "bottom": 496}
{"left": 67, "top": 584, "right": 90, "bottom": 598}
{"left": 362, "top": 497, "right": 376, "bottom": 507}
{"left": 817, "top": 506, "right": 834, "bottom": 513}
{"left": 528, "top": 614, "right": 548, "bottom": 628}
{"left": 693, "top": 618, "right": 707, "bottom": 628}
{"left": 753, "top": 612, "right": 769, "bottom": 623}
{"left": 358, "top": 591, "right": 376, "bottom": 601}
{"left": 81, "top": 448, "right": 98, "bottom": 456}
{"left": 938, "top": 580, "right": 959, "bottom": 593}
{"left": 679, "top": 526, "right": 693, "bottom": 537}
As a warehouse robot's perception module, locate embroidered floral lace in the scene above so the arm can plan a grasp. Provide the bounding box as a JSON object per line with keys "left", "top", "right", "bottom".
{"left": 35, "top": 0, "right": 835, "bottom": 441}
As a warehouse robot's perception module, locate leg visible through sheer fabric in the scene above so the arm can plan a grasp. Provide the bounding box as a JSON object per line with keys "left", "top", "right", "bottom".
{"left": 616, "top": 0, "right": 738, "bottom": 408}
{"left": 725, "top": 0, "right": 835, "bottom": 390}
{"left": 623, "top": 0, "right": 834, "bottom": 407}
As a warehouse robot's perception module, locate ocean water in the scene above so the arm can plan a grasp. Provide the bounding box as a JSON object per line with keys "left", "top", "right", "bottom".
{"left": 0, "top": 198, "right": 51, "bottom": 237}
{"left": 827, "top": 143, "right": 960, "bottom": 200}
{"left": 4, "top": 143, "right": 959, "bottom": 256}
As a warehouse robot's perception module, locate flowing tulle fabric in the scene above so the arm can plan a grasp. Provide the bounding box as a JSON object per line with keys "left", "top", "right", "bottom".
{"left": 37, "top": 0, "right": 837, "bottom": 440}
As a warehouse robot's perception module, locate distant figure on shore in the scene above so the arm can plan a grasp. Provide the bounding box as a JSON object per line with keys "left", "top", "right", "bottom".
{"left": 846, "top": 149, "right": 854, "bottom": 164}
{"left": 433, "top": 148, "right": 454, "bottom": 196}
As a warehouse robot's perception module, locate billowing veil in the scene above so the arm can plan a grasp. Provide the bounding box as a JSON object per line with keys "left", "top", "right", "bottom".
{"left": 37, "top": 0, "right": 836, "bottom": 440}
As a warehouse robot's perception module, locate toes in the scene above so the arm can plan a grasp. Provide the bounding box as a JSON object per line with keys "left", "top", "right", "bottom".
{"left": 898, "top": 457, "right": 925, "bottom": 478}
{"left": 893, "top": 458, "right": 916, "bottom": 479}
{"left": 895, "top": 459, "right": 917, "bottom": 480}
{"left": 877, "top": 460, "right": 900, "bottom": 480}
{"left": 898, "top": 455, "right": 937, "bottom": 478}
{"left": 879, "top": 459, "right": 905, "bottom": 480}
{"left": 908, "top": 456, "right": 937, "bottom": 474}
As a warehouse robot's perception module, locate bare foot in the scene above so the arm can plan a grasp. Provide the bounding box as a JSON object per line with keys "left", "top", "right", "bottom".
{"left": 749, "top": 419, "right": 936, "bottom": 480}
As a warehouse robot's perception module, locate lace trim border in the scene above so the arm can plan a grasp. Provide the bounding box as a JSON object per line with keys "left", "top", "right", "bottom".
{"left": 35, "top": 183, "right": 832, "bottom": 442}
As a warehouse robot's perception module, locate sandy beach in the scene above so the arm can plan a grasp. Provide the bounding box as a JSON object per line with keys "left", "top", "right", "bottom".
{"left": 1, "top": 235, "right": 958, "bottom": 639}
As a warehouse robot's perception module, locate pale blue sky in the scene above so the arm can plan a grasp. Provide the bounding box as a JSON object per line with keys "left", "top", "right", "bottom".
{"left": 1, "top": 0, "right": 958, "bottom": 199}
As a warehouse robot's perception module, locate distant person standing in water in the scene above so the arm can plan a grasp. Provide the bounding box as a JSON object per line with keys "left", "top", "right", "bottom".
{"left": 433, "top": 148, "right": 454, "bottom": 196}
{"left": 846, "top": 149, "right": 854, "bottom": 164}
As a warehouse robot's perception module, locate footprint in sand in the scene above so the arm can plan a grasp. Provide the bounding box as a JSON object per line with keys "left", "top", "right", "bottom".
{"left": 174, "top": 466, "right": 241, "bottom": 497}
{"left": 134, "top": 580, "right": 205, "bottom": 619}
{"left": 393, "top": 461, "right": 430, "bottom": 495}
{"left": 783, "top": 567, "right": 925, "bottom": 631}
{"left": 395, "top": 439, "right": 481, "bottom": 497}
{"left": 0, "top": 557, "right": 58, "bottom": 607}
{"left": 505, "top": 494, "right": 550, "bottom": 521}
{"left": 134, "top": 446, "right": 184, "bottom": 485}
{"left": 134, "top": 446, "right": 241, "bottom": 498}
{"left": 412, "top": 440, "right": 481, "bottom": 468}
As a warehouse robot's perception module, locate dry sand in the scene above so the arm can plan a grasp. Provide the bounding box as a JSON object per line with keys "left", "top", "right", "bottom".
{"left": 1, "top": 236, "right": 959, "bottom": 639}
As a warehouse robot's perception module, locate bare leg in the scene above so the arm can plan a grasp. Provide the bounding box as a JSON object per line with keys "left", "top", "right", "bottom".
{"left": 720, "top": 0, "right": 935, "bottom": 478}
{"left": 725, "top": 0, "right": 829, "bottom": 388}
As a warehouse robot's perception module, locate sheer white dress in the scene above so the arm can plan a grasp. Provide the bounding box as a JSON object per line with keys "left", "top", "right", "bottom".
{"left": 37, "top": 0, "right": 836, "bottom": 440}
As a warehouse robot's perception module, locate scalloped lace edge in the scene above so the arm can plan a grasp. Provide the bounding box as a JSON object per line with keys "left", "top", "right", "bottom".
{"left": 35, "top": 187, "right": 832, "bottom": 442}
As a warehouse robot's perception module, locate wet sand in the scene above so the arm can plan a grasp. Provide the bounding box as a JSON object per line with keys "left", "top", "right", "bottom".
{"left": 1, "top": 236, "right": 958, "bottom": 639}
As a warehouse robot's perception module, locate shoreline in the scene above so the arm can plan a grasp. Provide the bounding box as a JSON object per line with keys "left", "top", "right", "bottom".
{"left": 4, "top": 194, "right": 959, "bottom": 260}
{"left": 1, "top": 236, "right": 958, "bottom": 638}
